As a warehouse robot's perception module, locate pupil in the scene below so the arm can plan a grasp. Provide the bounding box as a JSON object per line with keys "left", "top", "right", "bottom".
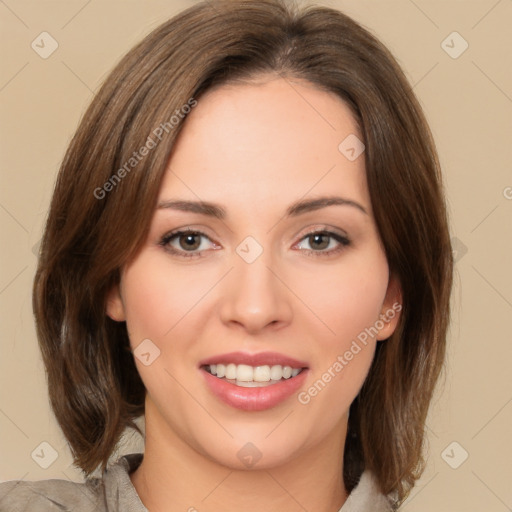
{"left": 181, "top": 233, "right": 200, "bottom": 250}
{"left": 311, "top": 233, "right": 328, "bottom": 250}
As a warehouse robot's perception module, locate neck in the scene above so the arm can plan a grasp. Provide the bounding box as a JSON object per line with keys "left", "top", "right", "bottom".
{"left": 131, "top": 399, "right": 349, "bottom": 512}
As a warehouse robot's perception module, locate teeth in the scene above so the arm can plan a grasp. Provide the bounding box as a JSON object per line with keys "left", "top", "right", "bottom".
{"left": 206, "top": 363, "right": 303, "bottom": 382}
{"left": 236, "top": 364, "right": 254, "bottom": 382}
{"left": 225, "top": 363, "right": 237, "bottom": 380}
{"left": 253, "top": 365, "right": 270, "bottom": 381}
{"left": 269, "top": 365, "right": 282, "bottom": 381}
{"left": 216, "top": 364, "right": 225, "bottom": 378}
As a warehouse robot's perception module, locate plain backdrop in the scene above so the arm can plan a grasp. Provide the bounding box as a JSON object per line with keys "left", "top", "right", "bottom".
{"left": 1, "top": 1, "right": 511, "bottom": 510}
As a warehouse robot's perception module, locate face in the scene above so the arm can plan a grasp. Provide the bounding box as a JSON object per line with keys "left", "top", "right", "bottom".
{"left": 107, "top": 75, "right": 401, "bottom": 469}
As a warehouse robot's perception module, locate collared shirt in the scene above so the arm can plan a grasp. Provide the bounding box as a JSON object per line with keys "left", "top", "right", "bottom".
{"left": 0, "top": 453, "right": 394, "bottom": 511}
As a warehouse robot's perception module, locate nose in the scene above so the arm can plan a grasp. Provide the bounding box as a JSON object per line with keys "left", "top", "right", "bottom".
{"left": 219, "top": 251, "right": 293, "bottom": 334}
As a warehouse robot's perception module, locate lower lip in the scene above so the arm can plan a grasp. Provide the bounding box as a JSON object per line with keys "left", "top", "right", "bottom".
{"left": 201, "top": 367, "right": 309, "bottom": 411}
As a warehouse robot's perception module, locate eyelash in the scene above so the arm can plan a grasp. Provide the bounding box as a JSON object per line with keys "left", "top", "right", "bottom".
{"left": 159, "top": 227, "right": 351, "bottom": 259}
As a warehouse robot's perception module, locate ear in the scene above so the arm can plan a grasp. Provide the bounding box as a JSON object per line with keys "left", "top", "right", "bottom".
{"left": 376, "top": 273, "right": 403, "bottom": 341}
{"left": 105, "top": 283, "right": 126, "bottom": 322}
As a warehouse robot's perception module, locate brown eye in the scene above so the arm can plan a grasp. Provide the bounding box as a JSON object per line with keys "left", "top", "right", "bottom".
{"left": 159, "top": 229, "right": 215, "bottom": 258}
{"left": 177, "top": 232, "right": 202, "bottom": 251}
{"left": 307, "top": 233, "right": 330, "bottom": 251}
{"left": 296, "top": 230, "right": 351, "bottom": 256}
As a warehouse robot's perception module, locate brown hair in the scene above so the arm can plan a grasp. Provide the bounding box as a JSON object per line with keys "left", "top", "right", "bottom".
{"left": 33, "top": 0, "right": 453, "bottom": 506}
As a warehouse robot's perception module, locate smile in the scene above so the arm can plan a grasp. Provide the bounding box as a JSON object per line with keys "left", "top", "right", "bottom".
{"left": 203, "top": 363, "right": 304, "bottom": 387}
{"left": 199, "top": 352, "right": 309, "bottom": 411}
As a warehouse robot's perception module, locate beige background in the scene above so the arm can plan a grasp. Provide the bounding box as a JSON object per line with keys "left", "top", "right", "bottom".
{"left": 1, "top": 0, "right": 511, "bottom": 510}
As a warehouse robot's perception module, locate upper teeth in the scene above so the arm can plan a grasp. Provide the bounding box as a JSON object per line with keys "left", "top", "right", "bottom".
{"left": 207, "top": 364, "right": 302, "bottom": 382}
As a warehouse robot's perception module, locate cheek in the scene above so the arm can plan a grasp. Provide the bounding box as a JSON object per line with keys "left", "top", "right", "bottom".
{"left": 119, "top": 255, "right": 209, "bottom": 406}
{"left": 295, "top": 282, "right": 384, "bottom": 428}
{"left": 120, "top": 253, "right": 212, "bottom": 344}
{"left": 290, "top": 248, "right": 389, "bottom": 350}
{"left": 291, "top": 247, "right": 388, "bottom": 412}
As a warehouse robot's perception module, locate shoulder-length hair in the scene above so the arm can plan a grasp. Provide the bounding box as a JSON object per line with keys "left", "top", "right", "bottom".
{"left": 33, "top": 0, "right": 453, "bottom": 506}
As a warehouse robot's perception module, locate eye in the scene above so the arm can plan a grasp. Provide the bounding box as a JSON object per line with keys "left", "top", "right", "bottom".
{"left": 295, "top": 230, "right": 351, "bottom": 257}
{"left": 159, "top": 227, "right": 351, "bottom": 259}
{"left": 159, "top": 228, "right": 217, "bottom": 258}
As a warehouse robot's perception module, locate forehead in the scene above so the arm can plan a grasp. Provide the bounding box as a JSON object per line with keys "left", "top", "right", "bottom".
{"left": 159, "top": 77, "right": 369, "bottom": 214}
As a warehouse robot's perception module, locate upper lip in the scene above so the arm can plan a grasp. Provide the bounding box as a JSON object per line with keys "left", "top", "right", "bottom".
{"left": 199, "top": 351, "right": 309, "bottom": 369}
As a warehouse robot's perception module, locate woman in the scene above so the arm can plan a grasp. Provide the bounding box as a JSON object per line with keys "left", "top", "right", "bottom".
{"left": 0, "top": 0, "right": 453, "bottom": 510}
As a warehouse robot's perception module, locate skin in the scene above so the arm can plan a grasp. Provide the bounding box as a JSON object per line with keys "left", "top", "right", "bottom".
{"left": 107, "top": 74, "right": 402, "bottom": 512}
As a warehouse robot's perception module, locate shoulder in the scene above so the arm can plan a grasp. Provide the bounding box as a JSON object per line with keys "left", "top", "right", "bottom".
{"left": 0, "top": 454, "right": 145, "bottom": 512}
{"left": 0, "top": 477, "right": 103, "bottom": 512}
{"left": 340, "top": 470, "right": 396, "bottom": 512}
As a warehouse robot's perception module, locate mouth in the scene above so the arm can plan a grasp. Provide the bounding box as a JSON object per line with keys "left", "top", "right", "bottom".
{"left": 199, "top": 352, "right": 309, "bottom": 411}
{"left": 202, "top": 363, "right": 305, "bottom": 387}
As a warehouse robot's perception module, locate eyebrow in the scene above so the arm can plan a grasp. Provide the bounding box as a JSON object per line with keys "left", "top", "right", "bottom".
{"left": 157, "top": 195, "right": 368, "bottom": 219}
